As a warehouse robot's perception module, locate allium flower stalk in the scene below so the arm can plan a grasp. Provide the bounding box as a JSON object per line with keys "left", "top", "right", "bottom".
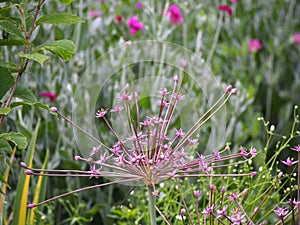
{"left": 25, "top": 73, "right": 256, "bottom": 224}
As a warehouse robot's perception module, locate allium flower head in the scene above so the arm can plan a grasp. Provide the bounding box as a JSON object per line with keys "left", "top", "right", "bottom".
{"left": 25, "top": 73, "right": 256, "bottom": 212}
{"left": 273, "top": 206, "right": 289, "bottom": 219}
{"left": 291, "top": 144, "right": 300, "bottom": 152}
{"left": 127, "top": 16, "right": 144, "bottom": 35}
{"left": 281, "top": 157, "right": 298, "bottom": 167}
{"left": 168, "top": 4, "right": 183, "bottom": 25}
{"left": 248, "top": 39, "right": 262, "bottom": 52}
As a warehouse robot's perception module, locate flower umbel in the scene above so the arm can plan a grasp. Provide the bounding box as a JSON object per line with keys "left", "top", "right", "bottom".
{"left": 26, "top": 73, "right": 256, "bottom": 224}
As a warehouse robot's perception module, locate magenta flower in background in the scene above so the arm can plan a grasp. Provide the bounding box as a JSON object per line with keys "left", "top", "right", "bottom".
{"left": 136, "top": 2, "right": 143, "bottom": 9}
{"left": 248, "top": 39, "right": 262, "bottom": 52}
{"left": 230, "top": 0, "right": 238, "bottom": 3}
{"left": 168, "top": 4, "right": 183, "bottom": 25}
{"left": 127, "top": 16, "right": 144, "bottom": 35}
{"left": 40, "top": 91, "right": 58, "bottom": 102}
{"left": 218, "top": 5, "right": 232, "bottom": 16}
{"left": 89, "top": 10, "right": 101, "bottom": 18}
{"left": 116, "top": 15, "right": 123, "bottom": 24}
{"left": 293, "top": 32, "right": 300, "bottom": 44}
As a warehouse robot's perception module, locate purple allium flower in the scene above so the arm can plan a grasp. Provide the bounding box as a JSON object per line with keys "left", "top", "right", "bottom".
{"left": 228, "top": 192, "right": 239, "bottom": 201}
{"left": 273, "top": 206, "right": 289, "bottom": 219}
{"left": 95, "top": 109, "right": 108, "bottom": 118}
{"left": 281, "top": 157, "right": 298, "bottom": 167}
{"left": 291, "top": 145, "right": 300, "bottom": 152}
{"left": 217, "top": 206, "right": 227, "bottom": 217}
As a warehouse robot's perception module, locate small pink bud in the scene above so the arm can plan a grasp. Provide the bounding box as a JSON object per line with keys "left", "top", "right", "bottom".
{"left": 75, "top": 155, "right": 81, "bottom": 160}
{"left": 193, "top": 190, "right": 201, "bottom": 199}
{"left": 226, "top": 85, "right": 232, "bottom": 93}
{"left": 27, "top": 203, "right": 37, "bottom": 209}
{"left": 180, "top": 208, "right": 186, "bottom": 216}
{"left": 231, "top": 88, "right": 238, "bottom": 94}
{"left": 173, "top": 74, "right": 179, "bottom": 83}
{"left": 87, "top": 157, "right": 93, "bottom": 162}
{"left": 242, "top": 189, "right": 248, "bottom": 195}
{"left": 181, "top": 60, "right": 187, "bottom": 68}
{"left": 50, "top": 107, "right": 57, "bottom": 112}
{"left": 152, "top": 190, "right": 159, "bottom": 197}
{"left": 20, "top": 162, "right": 27, "bottom": 168}
{"left": 251, "top": 171, "right": 257, "bottom": 177}
{"left": 224, "top": 146, "right": 230, "bottom": 151}
{"left": 278, "top": 171, "right": 283, "bottom": 179}
{"left": 25, "top": 170, "right": 33, "bottom": 175}
{"left": 221, "top": 186, "right": 226, "bottom": 194}
{"left": 210, "top": 185, "right": 216, "bottom": 192}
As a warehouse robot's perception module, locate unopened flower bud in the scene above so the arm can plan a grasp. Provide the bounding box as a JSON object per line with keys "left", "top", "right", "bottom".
{"left": 193, "top": 190, "right": 201, "bottom": 199}
{"left": 242, "top": 189, "right": 248, "bottom": 195}
{"left": 181, "top": 60, "right": 187, "bottom": 68}
{"left": 210, "top": 185, "right": 216, "bottom": 192}
{"left": 226, "top": 85, "right": 232, "bottom": 93}
{"left": 231, "top": 88, "right": 238, "bottom": 94}
{"left": 27, "top": 203, "right": 36, "bottom": 209}
{"left": 20, "top": 162, "right": 27, "bottom": 168}
{"left": 50, "top": 107, "right": 57, "bottom": 112}
{"left": 174, "top": 74, "right": 179, "bottom": 83}
{"left": 251, "top": 171, "right": 257, "bottom": 177}
{"left": 180, "top": 208, "right": 186, "bottom": 216}
{"left": 270, "top": 125, "right": 275, "bottom": 132}
{"left": 221, "top": 186, "right": 226, "bottom": 194}
{"left": 25, "top": 170, "right": 33, "bottom": 175}
{"left": 278, "top": 172, "right": 283, "bottom": 179}
{"left": 75, "top": 155, "right": 81, "bottom": 160}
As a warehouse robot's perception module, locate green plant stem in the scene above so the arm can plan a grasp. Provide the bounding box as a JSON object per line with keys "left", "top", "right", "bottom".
{"left": 0, "top": 0, "right": 45, "bottom": 128}
{"left": 147, "top": 186, "right": 157, "bottom": 225}
{"left": 298, "top": 150, "right": 300, "bottom": 223}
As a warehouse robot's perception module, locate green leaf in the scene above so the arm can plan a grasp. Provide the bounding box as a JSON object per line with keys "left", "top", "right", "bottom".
{"left": 0, "top": 62, "right": 18, "bottom": 72}
{"left": 0, "top": 38, "right": 26, "bottom": 46}
{"left": 35, "top": 39, "right": 75, "bottom": 61}
{"left": 58, "top": 0, "right": 74, "bottom": 4}
{"left": 0, "top": 139, "right": 12, "bottom": 153}
{"left": 0, "top": 20, "right": 24, "bottom": 40}
{"left": 12, "top": 121, "right": 39, "bottom": 225}
{"left": 11, "top": 101, "right": 49, "bottom": 111}
{"left": 14, "top": 86, "right": 37, "bottom": 103}
{"left": 36, "top": 13, "right": 84, "bottom": 25}
{"left": 18, "top": 52, "right": 49, "bottom": 66}
{"left": 0, "top": 132, "right": 27, "bottom": 149}
{"left": 0, "top": 108, "right": 11, "bottom": 115}
{"left": 0, "top": 66, "right": 14, "bottom": 100}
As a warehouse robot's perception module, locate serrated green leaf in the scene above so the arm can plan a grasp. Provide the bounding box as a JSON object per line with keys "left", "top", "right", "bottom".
{"left": 0, "top": 20, "right": 24, "bottom": 40}
{"left": 35, "top": 39, "right": 75, "bottom": 61}
{"left": 0, "top": 38, "right": 26, "bottom": 46}
{"left": 36, "top": 13, "right": 84, "bottom": 25}
{"left": 18, "top": 52, "right": 49, "bottom": 66}
{"left": 0, "top": 66, "right": 14, "bottom": 100}
{"left": 0, "top": 139, "right": 12, "bottom": 153}
{"left": 0, "top": 132, "right": 27, "bottom": 149}
{"left": 0, "top": 107, "right": 11, "bottom": 115}
{"left": 14, "top": 86, "right": 37, "bottom": 103}
{"left": 59, "top": 0, "right": 74, "bottom": 4}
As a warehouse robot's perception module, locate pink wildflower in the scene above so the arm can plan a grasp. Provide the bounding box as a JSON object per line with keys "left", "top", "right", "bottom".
{"left": 89, "top": 10, "right": 101, "bottom": 18}
{"left": 168, "top": 4, "right": 183, "bottom": 25}
{"left": 116, "top": 15, "right": 123, "bottom": 24}
{"left": 135, "top": 2, "right": 143, "bottom": 9}
{"left": 248, "top": 39, "right": 262, "bottom": 52}
{"left": 40, "top": 91, "right": 58, "bottom": 102}
{"left": 291, "top": 145, "right": 300, "bottom": 152}
{"left": 218, "top": 5, "right": 232, "bottom": 16}
{"left": 293, "top": 32, "right": 300, "bottom": 44}
{"left": 127, "top": 16, "right": 144, "bottom": 35}
{"left": 281, "top": 157, "right": 298, "bottom": 167}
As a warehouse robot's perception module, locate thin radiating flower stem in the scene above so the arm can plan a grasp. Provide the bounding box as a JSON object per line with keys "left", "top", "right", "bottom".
{"left": 155, "top": 205, "right": 171, "bottom": 225}
{"left": 234, "top": 199, "right": 254, "bottom": 225}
